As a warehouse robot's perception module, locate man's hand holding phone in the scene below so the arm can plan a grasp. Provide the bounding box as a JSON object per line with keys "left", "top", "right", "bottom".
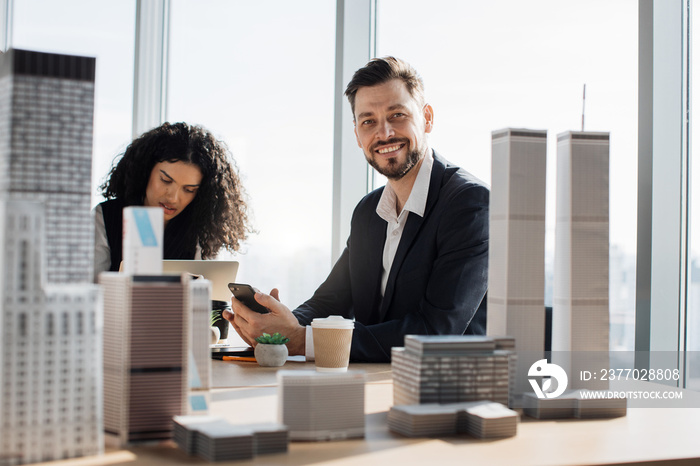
{"left": 228, "top": 283, "right": 270, "bottom": 314}
{"left": 224, "top": 284, "right": 306, "bottom": 356}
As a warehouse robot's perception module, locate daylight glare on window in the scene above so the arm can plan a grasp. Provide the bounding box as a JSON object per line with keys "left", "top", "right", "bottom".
{"left": 377, "top": 0, "right": 638, "bottom": 351}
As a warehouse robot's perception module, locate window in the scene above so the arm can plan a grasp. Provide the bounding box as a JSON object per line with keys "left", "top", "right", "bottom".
{"left": 12, "top": 0, "right": 136, "bottom": 207}
{"left": 168, "top": 0, "right": 336, "bottom": 307}
{"left": 18, "top": 312, "right": 26, "bottom": 337}
{"left": 377, "top": 0, "right": 638, "bottom": 350}
{"left": 19, "top": 240, "right": 27, "bottom": 291}
{"left": 61, "top": 312, "right": 69, "bottom": 336}
{"left": 47, "top": 313, "right": 54, "bottom": 337}
{"left": 688, "top": 0, "right": 700, "bottom": 389}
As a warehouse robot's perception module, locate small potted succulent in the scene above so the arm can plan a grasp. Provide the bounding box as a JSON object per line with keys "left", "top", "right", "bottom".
{"left": 254, "top": 332, "right": 289, "bottom": 367}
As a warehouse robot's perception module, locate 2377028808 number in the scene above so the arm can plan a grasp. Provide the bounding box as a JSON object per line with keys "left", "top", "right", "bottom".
{"left": 598, "top": 368, "right": 680, "bottom": 381}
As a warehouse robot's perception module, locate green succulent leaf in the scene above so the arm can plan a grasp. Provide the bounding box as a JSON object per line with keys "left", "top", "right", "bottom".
{"left": 254, "top": 332, "right": 290, "bottom": 345}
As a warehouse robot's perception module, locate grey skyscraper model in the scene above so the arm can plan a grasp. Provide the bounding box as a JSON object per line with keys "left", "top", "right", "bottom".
{"left": 0, "top": 49, "right": 95, "bottom": 284}
{"left": 552, "top": 131, "right": 610, "bottom": 390}
{"left": 487, "top": 128, "right": 547, "bottom": 401}
{"left": 0, "top": 49, "right": 103, "bottom": 465}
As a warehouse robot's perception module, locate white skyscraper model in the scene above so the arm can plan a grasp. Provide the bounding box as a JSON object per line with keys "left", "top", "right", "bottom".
{"left": 0, "top": 201, "right": 103, "bottom": 465}
{"left": 552, "top": 131, "right": 610, "bottom": 389}
{"left": 0, "top": 48, "right": 103, "bottom": 465}
{"left": 188, "top": 277, "right": 214, "bottom": 413}
{"left": 0, "top": 49, "right": 95, "bottom": 284}
{"left": 100, "top": 272, "right": 196, "bottom": 446}
{"left": 102, "top": 203, "right": 212, "bottom": 443}
{"left": 487, "top": 128, "right": 547, "bottom": 400}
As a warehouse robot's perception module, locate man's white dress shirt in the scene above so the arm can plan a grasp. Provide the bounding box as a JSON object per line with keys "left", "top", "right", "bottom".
{"left": 306, "top": 154, "right": 434, "bottom": 358}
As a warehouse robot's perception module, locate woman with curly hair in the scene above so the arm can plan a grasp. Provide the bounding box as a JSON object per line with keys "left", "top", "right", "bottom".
{"left": 94, "top": 122, "right": 250, "bottom": 281}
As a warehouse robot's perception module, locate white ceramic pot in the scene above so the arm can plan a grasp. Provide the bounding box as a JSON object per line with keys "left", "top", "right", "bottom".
{"left": 254, "top": 344, "right": 288, "bottom": 367}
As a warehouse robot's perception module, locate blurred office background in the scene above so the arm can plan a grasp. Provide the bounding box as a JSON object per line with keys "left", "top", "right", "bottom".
{"left": 6, "top": 0, "right": 699, "bottom": 386}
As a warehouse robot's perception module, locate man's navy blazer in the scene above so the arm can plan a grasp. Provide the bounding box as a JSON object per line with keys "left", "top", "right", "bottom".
{"left": 294, "top": 151, "right": 489, "bottom": 362}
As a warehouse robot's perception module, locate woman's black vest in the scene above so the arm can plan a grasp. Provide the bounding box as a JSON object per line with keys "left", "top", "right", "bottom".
{"left": 101, "top": 198, "right": 197, "bottom": 271}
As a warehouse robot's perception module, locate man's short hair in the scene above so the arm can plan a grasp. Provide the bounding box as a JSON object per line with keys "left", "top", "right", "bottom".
{"left": 344, "top": 56, "right": 425, "bottom": 119}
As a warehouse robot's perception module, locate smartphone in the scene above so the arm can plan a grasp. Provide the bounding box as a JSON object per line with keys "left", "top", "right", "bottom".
{"left": 228, "top": 283, "right": 270, "bottom": 314}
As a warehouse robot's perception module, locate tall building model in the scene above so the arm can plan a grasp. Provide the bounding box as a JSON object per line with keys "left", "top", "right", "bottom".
{"left": 0, "top": 201, "right": 103, "bottom": 465}
{"left": 487, "top": 128, "right": 547, "bottom": 400}
{"left": 100, "top": 272, "right": 195, "bottom": 446}
{"left": 0, "top": 48, "right": 103, "bottom": 465}
{"left": 0, "top": 49, "right": 96, "bottom": 284}
{"left": 188, "top": 277, "right": 214, "bottom": 413}
{"left": 552, "top": 131, "right": 610, "bottom": 389}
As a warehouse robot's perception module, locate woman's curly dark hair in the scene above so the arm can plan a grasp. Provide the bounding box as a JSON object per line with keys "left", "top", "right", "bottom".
{"left": 100, "top": 122, "right": 251, "bottom": 259}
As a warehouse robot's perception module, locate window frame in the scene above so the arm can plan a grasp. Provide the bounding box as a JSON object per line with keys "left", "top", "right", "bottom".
{"left": 636, "top": 0, "right": 690, "bottom": 385}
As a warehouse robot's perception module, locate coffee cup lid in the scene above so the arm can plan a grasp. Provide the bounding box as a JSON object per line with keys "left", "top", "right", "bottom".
{"left": 311, "top": 315, "right": 354, "bottom": 329}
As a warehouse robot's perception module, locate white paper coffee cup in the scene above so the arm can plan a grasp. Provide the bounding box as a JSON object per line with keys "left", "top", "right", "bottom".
{"left": 311, "top": 316, "right": 354, "bottom": 372}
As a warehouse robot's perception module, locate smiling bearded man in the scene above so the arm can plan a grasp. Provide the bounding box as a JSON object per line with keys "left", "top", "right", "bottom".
{"left": 225, "top": 57, "right": 490, "bottom": 363}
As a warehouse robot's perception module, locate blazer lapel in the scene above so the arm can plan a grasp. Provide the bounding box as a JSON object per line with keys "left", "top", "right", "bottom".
{"left": 357, "top": 204, "right": 388, "bottom": 325}
{"left": 378, "top": 152, "right": 446, "bottom": 320}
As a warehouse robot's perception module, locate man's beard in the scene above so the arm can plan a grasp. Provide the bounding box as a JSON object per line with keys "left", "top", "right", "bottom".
{"left": 367, "top": 139, "right": 424, "bottom": 180}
